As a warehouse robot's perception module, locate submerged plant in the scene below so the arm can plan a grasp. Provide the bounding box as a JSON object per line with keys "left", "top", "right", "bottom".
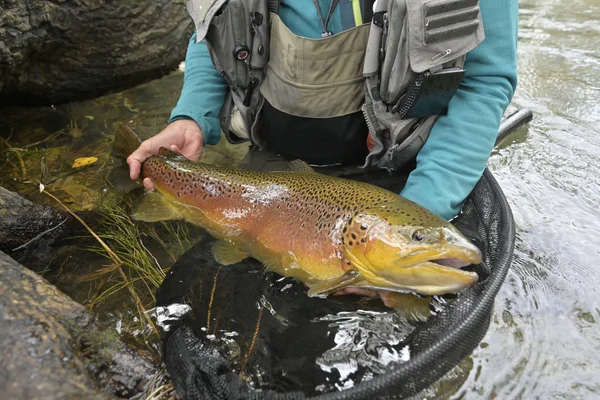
{"left": 85, "top": 197, "right": 197, "bottom": 330}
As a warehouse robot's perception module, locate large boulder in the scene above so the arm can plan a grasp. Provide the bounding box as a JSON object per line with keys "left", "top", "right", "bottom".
{"left": 0, "top": 250, "right": 159, "bottom": 399}
{"left": 0, "top": 0, "right": 193, "bottom": 106}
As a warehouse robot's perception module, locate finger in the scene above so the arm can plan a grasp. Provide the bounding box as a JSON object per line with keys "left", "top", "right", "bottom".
{"left": 126, "top": 157, "right": 141, "bottom": 180}
{"left": 143, "top": 177, "right": 155, "bottom": 191}
{"left": 378, "top": 292, "right": 397, "bottom": 308}
{"left": 334, "top": 288, "right": 379, "bottom": 297}
{"left": 131, "top": 139, "right": 156, "bottom": 160}
{"left": 333, "top": 289, "right": 349, "bottom": 296}
{"left": 170, "top": 144, "right": 181, "bottom": 153}
{"left": 126, "top": 142, "right": 155, "bottom": 176}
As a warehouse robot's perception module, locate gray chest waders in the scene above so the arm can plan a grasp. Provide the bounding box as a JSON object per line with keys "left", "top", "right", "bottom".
{"left": 188, "top": 0, "right": 485, "bottom": 169}
{"left": 258, "top": 14, "right": 372, "bottom": 164}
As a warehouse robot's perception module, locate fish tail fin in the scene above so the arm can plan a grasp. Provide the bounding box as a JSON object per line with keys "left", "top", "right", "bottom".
{"left": 112, "top": 125, "right": 142, "bottom": 160}
{"left": 108, "top": 126, "right": 144, "bottom": 192}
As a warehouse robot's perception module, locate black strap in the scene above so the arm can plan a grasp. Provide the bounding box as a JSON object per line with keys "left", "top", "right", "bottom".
{"left": 362, "top": 0, "right": 375, "bottom": 23}
{"left": 312, "top": 0, "right": 339, "bottom": 37}
{"left": 267, "top": 0, "right": 280, "bottom": 14}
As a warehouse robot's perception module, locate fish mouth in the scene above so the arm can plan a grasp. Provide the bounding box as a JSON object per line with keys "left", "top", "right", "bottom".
{"left": 414, "top": 242, "right": 482, "bottom": 269}
{"left": 360, "top": 243, "right": 482, "bottom": 296}
{"left": 361, "top": 260, "right": 478, "bottom": 296}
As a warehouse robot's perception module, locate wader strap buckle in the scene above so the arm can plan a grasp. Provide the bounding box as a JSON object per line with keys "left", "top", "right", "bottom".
{"left": 250, "top": 11, "right": 263, "bottom": 27}
{"left": 372, "top": 11, "right": 386, "bottom": 28}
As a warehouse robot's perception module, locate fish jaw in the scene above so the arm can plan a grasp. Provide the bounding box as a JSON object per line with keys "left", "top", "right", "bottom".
{"left": 342, "top": 215, "right": 482, "bottom": 295}
{"left": 353, "top": 260, "right": 479, "bottom": 295}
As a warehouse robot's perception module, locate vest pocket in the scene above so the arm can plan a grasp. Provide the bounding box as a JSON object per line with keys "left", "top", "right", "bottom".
{"left": 381, "top": 0, "right": 484, "bottom": 106}
{"left": 363, "top": 0, "right": 484, "bottom": 170}
{"left": 406, "top": 0, "right": 485, "bottom": 73}
{"left": 204, "top": 1, "right": 251, "bottom": 91}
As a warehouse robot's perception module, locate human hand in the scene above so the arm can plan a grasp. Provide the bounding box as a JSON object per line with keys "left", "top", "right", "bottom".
{"left": 334, "top": 287, "right": 433, "bottom": 320}
{"left": 126, "top": 119, "right": 203, "bottom": 190}
{"left": 334, "top": 287, "right": 396, "bottom": 308}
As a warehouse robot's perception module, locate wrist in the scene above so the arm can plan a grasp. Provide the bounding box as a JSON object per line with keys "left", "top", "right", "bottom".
{"left": 168, "top": 115, "right": 211, "bottom": 145}
{"left": 169, "top": 118, "right": 203, "bottom": 139}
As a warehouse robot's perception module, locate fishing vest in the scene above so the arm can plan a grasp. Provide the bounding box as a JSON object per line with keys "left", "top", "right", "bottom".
{"left": 187, "top": 0, "right": 485, "bottom": 169}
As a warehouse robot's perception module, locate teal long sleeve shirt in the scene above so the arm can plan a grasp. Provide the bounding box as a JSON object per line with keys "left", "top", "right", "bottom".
{"left": 169, "top": 0, "right": 518, "bottom": 220}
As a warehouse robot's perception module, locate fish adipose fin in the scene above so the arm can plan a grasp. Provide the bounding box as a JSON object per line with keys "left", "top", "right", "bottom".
{"left": 131, "top": 191, "right": 184, "bottom": 222}
{"left": 306, "top": 270, "right": 362, "bottom": 297}
{"left": 211, "top": 240, "right": 249, "bottom": 265}
{"left": 288, "top": 159, "right": 315, "bottom": 172}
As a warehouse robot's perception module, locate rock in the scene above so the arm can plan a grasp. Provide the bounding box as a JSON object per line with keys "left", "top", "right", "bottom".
{"left": 0, "top": 186, "right": 68, "bottom": 253}
{"left": 0, "top": 250, "right": 159, "bottom": 399}
{"left": 0, "top": 0, "right": 193, "bottom": 106}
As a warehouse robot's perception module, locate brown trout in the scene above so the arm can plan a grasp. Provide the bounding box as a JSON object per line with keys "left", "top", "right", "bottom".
{"left": 114, "top": 126, "right": 481, "bottom": 298}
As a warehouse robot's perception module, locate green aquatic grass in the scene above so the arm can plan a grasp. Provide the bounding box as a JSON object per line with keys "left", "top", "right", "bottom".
{"left": 85, "top": 197, "right": 196, "bottom": 311}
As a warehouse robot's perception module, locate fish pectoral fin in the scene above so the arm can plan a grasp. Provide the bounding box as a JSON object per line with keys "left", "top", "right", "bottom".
{"left": 288, "top": 159, "right": 315, "bottom": 172}
{"left": 306, "top": 270, "right": 361, "bottom": 297}
{"left": 211, "top": 240, "right": 249, "bottom": 265}
{"left": 332, "top": 280, "right": 434, "bottom": 322}
{"left": 378, "top": 292, "right": 433, "bottom": 322}
{"left": 131, "top": 191, "right": 183, "bottom": 222}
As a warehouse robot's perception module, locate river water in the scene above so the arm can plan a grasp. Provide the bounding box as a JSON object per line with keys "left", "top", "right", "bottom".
{"left": 444, "top": 0, "right": 600, "bottom": 398}
{"left": 1, "top": 0, "right": 599, "bottom": 398}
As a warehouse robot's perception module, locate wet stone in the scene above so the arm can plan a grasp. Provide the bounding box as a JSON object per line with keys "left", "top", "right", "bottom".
{"left": 0, "top": 250, "right": 159, "bottom": 399}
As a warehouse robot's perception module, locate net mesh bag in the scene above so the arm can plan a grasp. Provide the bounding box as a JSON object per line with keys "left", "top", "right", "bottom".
{"left": 156, "top": 167, "right": 515, "bottom": 400}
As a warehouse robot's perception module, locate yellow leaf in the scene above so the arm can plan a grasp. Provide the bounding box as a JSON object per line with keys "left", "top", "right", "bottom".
{"left": 72, "top": 156, "right": 98, "bottom": 168}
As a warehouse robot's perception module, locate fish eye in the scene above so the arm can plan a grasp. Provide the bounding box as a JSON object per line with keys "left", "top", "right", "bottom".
{"left": 412, "top": 231, "right": 424, "bottom": 241}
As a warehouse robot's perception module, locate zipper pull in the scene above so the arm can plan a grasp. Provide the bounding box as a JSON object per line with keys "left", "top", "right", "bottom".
{"left": 243, "top": 78, "right": 258, "bottom": 107}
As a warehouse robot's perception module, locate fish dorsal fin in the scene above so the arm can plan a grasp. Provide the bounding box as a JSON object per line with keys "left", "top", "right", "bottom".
{"left": 288, "top": 159, "right": 315, "bottom": 172}
{"left": 131, "top": 191, "right": 184, "bottom": 222}
{"left": 306, "top": 269, "right": 362, "bottom": 297}
{"left": 211, "top": 240, "right": 249, "bottom": 265}
{"left": 158, "top": 147, "right": 189, "bottom": 161}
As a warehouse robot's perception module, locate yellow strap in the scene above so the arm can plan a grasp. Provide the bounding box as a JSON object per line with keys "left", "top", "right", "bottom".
{"left": 352, "top": 0, "right": 363, "bottom": 26}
